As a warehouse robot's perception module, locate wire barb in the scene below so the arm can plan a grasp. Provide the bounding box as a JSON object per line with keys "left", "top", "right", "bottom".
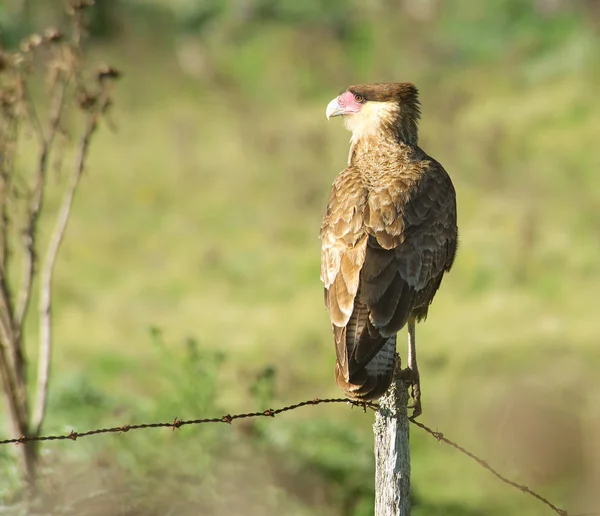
{"left": 0, "top": 397, "right": 595, "bottom": 516}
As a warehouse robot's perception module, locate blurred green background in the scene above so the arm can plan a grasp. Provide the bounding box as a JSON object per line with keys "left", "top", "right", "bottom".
{"left": 1, "top": 0, "right": 600, "bottom": 514}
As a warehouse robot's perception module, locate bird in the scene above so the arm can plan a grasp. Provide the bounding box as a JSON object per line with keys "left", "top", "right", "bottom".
{"left": 320, "top": 82, "right": 457, "bottom": 417}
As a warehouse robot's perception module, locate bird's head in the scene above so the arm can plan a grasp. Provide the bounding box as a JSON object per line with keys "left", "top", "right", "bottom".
{"left": 326, "top": 82, "right": 421, "bottom": 145}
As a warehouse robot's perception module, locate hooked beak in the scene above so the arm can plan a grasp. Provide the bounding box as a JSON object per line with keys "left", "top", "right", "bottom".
{"left": 326, "top": 97, "right": 344, "bottom": 119}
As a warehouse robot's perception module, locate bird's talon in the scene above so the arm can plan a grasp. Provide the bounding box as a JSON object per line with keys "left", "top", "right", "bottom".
{"left": 410, "top": 402, "right": 422, "bottom": 419}
{"left": 399, "top": 367, "right": 415, "bottom": 382}
{"left": 399, "top": 366, "right": 421, "bottom": 417}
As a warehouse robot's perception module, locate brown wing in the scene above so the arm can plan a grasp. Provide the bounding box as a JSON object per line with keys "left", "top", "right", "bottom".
{"left": 321, "top": 159, "right": 457, "bottom": 389}
{"left": 320, "top": 167, "right": 369, "bottom": 377}
{"left": 362, "top": 159, "right": 457, "bottom": 339}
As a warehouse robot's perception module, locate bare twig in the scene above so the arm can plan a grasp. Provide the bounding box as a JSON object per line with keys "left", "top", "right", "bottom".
{"left": 18, "top": 77, "right": 45, "bottom": 149}
{"left": 0, "top": 110, "right": 15, "bottom": 347}
{"left": 14, "top": 69, "right": 69, "bottom": 340}
{"left": 0, "top": 104, "right": 18, "bottom": 276}
{"left": 0, "top": 105, "right": 27, "bottom": 429}
{"left": 0, "top": 186, "right": 10, "bottom": 276}
{"left": 0, "top": 63, "right": 70, "bottom": 464}
{"left": 0, "top": 333, "right": 28, "bottom": 436}
{"left": 0, "top": 247, "right": 15, "bottom": 360}
{"left": 0, "top": 3, "right": 114, "bottom": 491}
{"left": 0, "top": 78, "right": 31, "bottom": 474}
{"left": 0, "top": 65, "right": 69, "bottom": 440}
{"left": 31, "top": 105, "right": 100, "bottom": 436}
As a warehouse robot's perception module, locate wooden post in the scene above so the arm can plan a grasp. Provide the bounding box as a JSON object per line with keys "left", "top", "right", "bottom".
{"left": 373, "top": 364, "right": 411, "bottom": 516}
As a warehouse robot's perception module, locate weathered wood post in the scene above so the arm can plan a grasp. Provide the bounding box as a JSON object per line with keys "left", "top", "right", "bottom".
{"left": 373, "top": 363, "right": 411, "bottom": 515}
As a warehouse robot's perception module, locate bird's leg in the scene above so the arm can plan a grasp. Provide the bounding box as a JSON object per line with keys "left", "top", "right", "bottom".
{"left": 401, "top": 317, "right": 421, "bottom": 418}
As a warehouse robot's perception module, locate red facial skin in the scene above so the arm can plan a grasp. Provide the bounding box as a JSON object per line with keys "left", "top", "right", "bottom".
{"left": 337, "top": 91, "right": 363, "bottom": 115}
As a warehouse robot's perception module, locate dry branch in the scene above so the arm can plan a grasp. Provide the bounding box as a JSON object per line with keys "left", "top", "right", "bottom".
{"left": 32, "top": 105, "right": 99, "bottom": 436}
{"left": 0, "top": 0, "right": 118, "bottom": 491}
{"left": 15, "top": 67, "right": 69, "bottom": 339}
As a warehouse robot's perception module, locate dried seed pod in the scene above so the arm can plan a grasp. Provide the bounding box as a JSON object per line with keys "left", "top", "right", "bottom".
{"left": 19, "top": 34, "right": 43, "bottom": 53}
{"left": 43, "top": 28, "right": 63, "bottom": 44}
{"left": 97, "top": 65, "right": 121, "bottom": 82}
{"left": 77, "top": 91, "right": 97, "bottom": 110}
{"left": 70, "top": 0, "right": 95, "bottom": 11}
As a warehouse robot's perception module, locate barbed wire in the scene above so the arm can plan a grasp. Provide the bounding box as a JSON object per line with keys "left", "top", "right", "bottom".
{"left": 0, "top": 396, "right": 596, "bottom": 516}
{"left": 409, "top": 417, "right": 573, "bottom": 516}
{"left": 0, "top": 398, "right": 376, "bottom": 445}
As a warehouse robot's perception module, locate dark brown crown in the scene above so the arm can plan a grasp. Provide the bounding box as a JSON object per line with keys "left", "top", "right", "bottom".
{"left": 347, "top": 82, "right": 421, "bottom": 144}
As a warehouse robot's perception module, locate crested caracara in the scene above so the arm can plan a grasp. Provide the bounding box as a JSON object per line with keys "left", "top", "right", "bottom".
{"left": 321, "top": 83, "right": 458, "bottom": 417}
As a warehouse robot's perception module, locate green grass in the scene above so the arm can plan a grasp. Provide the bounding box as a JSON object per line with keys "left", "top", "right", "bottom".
{"left": 2, "top": 2, "right": 600, "bottom": 514}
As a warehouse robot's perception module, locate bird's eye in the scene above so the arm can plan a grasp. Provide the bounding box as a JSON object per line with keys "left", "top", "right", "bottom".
{"left": 354, "top": 94, "right": 365, "bottom": 103}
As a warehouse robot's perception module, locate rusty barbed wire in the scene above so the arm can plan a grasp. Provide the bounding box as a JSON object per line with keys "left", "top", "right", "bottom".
{"left": 0, "top": 398, "right": 376, "bottom": 445}
{"left": 408, "top": 417, "right": 597, "bottom": 516}
{"left": 0, "top": 397, "right": 596, "bottom": 516}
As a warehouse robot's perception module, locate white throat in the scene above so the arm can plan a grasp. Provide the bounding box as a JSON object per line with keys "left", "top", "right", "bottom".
{"left": 344, "top": 101, "right": 399, "bottom": 143}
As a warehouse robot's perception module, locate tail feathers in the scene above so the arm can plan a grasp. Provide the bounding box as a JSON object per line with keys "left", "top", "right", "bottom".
{"left": 335, "top": 296, "right": 388, "bottom": 379}
{"left": 334, "top": 335, "right": 396, "bottom": 401}
{"left": 333, "top": 287, "right": 397, "bottom": 401}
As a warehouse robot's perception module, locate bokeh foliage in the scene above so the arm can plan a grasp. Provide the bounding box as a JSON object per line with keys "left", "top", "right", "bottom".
{"left": 1, "top": 0, "right": 599, "bottom": 514}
